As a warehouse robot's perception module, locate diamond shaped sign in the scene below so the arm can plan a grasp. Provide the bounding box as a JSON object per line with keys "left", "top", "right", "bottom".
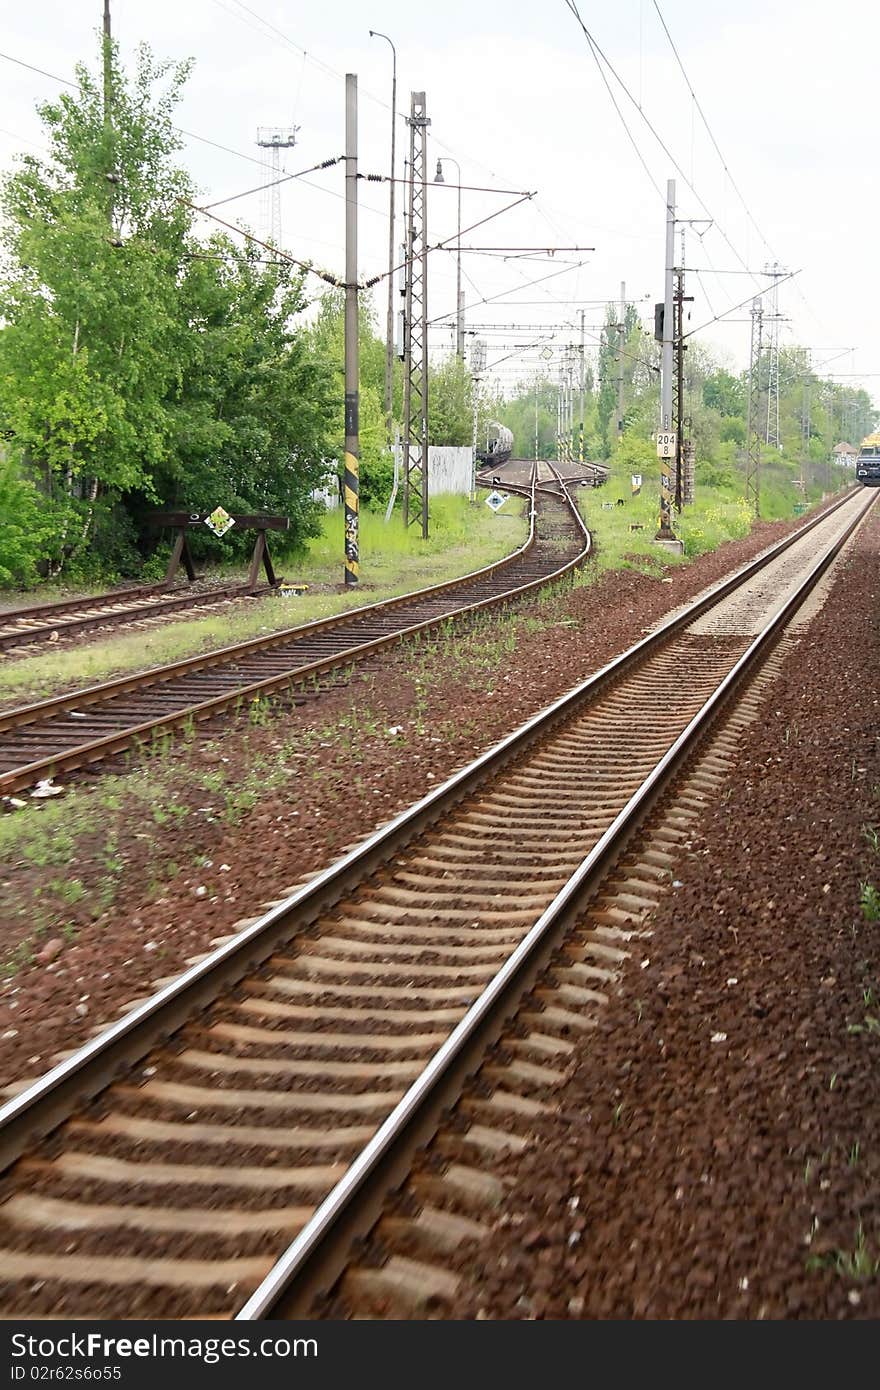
{"left": 485, "top": 490, "right": 508, "bottom": 512}
{"left": 204, "top": 505, "right": 235, "bottom": 538}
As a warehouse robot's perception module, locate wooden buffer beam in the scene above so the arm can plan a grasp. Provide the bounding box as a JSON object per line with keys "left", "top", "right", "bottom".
{"left": 146, "top": 512, "right": 290, "bottom": 591}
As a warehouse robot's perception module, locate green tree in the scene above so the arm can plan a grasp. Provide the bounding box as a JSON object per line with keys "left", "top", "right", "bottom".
{"left": 429, "top": 354, "right": 473, "bottom": 446}
{"left": 306, "top": 291, "right": 392, "bottom": 507}
{"left": 0, "top": 40, "right": 195, "bottom": 572}
{"left": 140, "top": 236, "right": 337, "bottom": 559}
{"left": 0, "top": 38, "right": 339, "bottom": 581}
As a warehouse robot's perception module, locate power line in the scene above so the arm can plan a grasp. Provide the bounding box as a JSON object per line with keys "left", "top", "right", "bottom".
{"left": 0, "top": 48, "right": 285, "bottom": 173}
{"left": 561, "top": 2, "right": 663, "bottom": 200}
{"left": 201, "top": 155, "right": 342, "bottom": 210}
{"left": 561, "top": 1, "right": 762, "bottom": 290}
{"left": 684, "top": 269, "right": 801, "bottom": 340}
{"left": 182, "top": 197, "right": 344, "bottom": 286}
{"left": 0, "top": 48, "right": 390, "bottom": 227}
{"left": 650, "top": 0, "right": 777, "bottom": 262}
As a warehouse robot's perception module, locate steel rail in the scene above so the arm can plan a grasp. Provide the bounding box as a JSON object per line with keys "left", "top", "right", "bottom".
{"left": 0, "top": 474, "right": 542, "bottom": 732}
{"left": 0, "top": 487, "right": 867, "bottom": 1180}
{"left": 236, "top": 485, "right": 877, "bottom": 1320}
{"left": 1, "top": 582, "right": 172, "bottom": 623}
{"left": 0, "top": 582, "right": 278, "bottom": 654}
{"left": 0, "top": 469, "right": 592, "bottom": 796}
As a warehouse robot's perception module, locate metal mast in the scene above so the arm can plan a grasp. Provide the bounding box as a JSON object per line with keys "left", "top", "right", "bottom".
{"left": 800, "top": 375, "right": 810, "bottom": 503}
{"left": 368, "top": 31, "right": 397, "bottom": 441}
{"left": 763, "top": 261, "right": 784, "bottom": 448}
{"left": 656, "top": 178, "right": 677, "bottom": 539}
{"left": 342, "top": 76, "right": 359, "bottom": 586}
{"left": 616, "top": 281, "right": 626, "bottom": 444}
{"left": 402, "top": 92, "right": 430, "bottom": 537}
{"left": 578, "top": 312, "right": 586, "bottom": 466}
{"left": 672, "top": 227, "right": 693, "bottom": 510}
{"left": 745, "top": 297, "right": 764, "bottom": 516}
{"left": 470, "top": 338, "right": 486, "bottom": 500}
{"left": 256, "top": 127, "right": 298, "bottom": 245}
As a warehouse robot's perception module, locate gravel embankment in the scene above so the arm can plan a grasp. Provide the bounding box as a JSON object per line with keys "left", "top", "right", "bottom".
{"left": 0, "top": 506, "right": 841, "bottom": 1091}
{"left": 445, "top": 503, "right": 880, "bottom": 1319}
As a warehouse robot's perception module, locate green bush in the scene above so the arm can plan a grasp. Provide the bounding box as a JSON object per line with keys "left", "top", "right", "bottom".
{"left": 0, "top": 454, "right": 55, "bottom": 587}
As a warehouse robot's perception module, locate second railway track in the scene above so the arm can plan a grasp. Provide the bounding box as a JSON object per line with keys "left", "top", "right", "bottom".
{"left": 0, "top": 463, "right": 586, "bottom": 796}
{"left": 0, "top": 483, "right": 872, "bottom": 1319}
{"left": 0, "top": 580, "right": 280, "bottom": 656}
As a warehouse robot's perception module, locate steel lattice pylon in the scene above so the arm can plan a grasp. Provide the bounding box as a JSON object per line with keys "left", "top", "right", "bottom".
{"left": 763, "top": 262, "right": 785, "bottom": 448}
{"left": 402, "top": 92, "right": 430, "bottom": 536}
{"left": 256, "top": 127, "right": 297, "bottom": 247}
{"left": 745, "top": 297, "right": 764, "bottom": 516}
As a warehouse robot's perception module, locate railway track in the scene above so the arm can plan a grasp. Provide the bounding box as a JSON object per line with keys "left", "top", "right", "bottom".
{"left": 0, "top": 464, "right": 587, "bottom": 796}
{"left": 0, "top": 484, "right": 871, "bottom": 1320}
{"left": 0, "top": 580, "right": 276, "bottom": 656}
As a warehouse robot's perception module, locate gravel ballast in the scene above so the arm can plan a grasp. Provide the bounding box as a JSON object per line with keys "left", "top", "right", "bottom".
{"left": 444, "top": 502, "right": 880, "bottom": 1319}
{"left": 0, "top": 504, "right": 851, "bottom": 1093}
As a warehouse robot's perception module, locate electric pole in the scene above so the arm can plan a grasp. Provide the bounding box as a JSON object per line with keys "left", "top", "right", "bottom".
{"left": 800, "top": 369, "right": 810, "bottom": 504}
{"left": 656, "top": 178, "right": 676, "bottom": 539}
{"left": 103, "top": 0, "right": 112, "bottom": 116}
{"left": 343, "top": 75, "right": 359, "bottom": 585}
{"left": 579, "top": 311, "right": 586, "bottom": 466}
{"left": 534, "top": 374, "right": 540, "bottom": 464}
{"left": 368, "top": 31, "right": 397, "bottom": 442}
{"left": 567, "top": 348, "right": 575, "bottom": 464}
{"left": 763, "top": 262, "right": 785, "bottom": 448}
{"left": 616, "top": 281, "right": 626, "bottom": 443}
{"left": 672, "top": 227, "right": 693, "bottom": 512}
{"left": 470, "top": 338, "right": 486, "bottom": 499}
{"left": 402, "top": 92, "right": 430, "bottom": 537}
{"left": 744, "top": 296, "right": 763, "bottom": 517}
{"left": 102, "top": 0, "right": 115, "bottom": 233}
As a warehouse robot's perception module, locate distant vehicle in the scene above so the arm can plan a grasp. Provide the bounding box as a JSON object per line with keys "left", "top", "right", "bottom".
{"left": 856, "top": 432, "right": 880, "bottom": 486}
{"left": 477, "top": 422, "right": 513, "bottom": 467}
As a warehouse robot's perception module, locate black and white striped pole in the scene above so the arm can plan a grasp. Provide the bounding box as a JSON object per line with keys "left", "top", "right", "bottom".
{"left": 343, "top": 73, "right": 360, "bottom": 585}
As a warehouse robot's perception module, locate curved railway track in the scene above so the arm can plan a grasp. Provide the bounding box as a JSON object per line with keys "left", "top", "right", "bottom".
{"left": 0, "top": 464, "right": 588, "bottom": 796}
{"left": 0, "top": 485, "right": 872, "bottom": 1320}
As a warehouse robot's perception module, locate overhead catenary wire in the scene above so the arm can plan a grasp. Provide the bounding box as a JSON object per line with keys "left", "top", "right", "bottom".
{"left": 683, "top": 268, "right": 801, "bottom": 341}
{"left": 181, "top": 196, "right": 345, "bottom": 286}
{"left": 650, "top": 0, "right": 778, "bottom": 264}
{"left": 561, "top": 1, "right": 764, "bottom": 294}
{"left": 0, "top": 48, "right": 290, "bottom": 174}
{"left": 648, "top": 1, "right": 854, "bottom": 359}
{"left": 201, "top": 155, "right": 342, "bottom": 211}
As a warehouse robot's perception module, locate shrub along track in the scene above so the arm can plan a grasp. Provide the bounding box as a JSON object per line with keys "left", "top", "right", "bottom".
{"left": 0, "top": 464, "right": 587, "bottom": 798}
{"left": 0, "top": 486, "right": 871, "bottom": 1319}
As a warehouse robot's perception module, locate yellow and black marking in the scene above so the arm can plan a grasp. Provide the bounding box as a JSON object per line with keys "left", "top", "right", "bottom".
{"left": 344, "top": 451, "right": 359, "bottom": 584}
{"left": 344, "top": 391, "right": 359, "bottom": 585}
{"left": 658, "top": 460, "right": 674, "bottom": 538}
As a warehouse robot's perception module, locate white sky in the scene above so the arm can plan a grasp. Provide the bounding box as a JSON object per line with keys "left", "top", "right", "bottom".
{"left": 1, "top": 0, "right": 877, "bottom": 410}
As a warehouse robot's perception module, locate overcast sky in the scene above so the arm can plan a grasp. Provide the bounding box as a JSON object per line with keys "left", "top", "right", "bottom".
{"left": 1, "top": 1, "right": 877, "bottom": 412}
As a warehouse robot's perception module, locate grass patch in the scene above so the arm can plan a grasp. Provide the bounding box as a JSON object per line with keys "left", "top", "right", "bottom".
{"left": 807, "top": 1224, "right": 880, "bottom": 1281}
{"left": 0, "top": 496, "right": 527, "bottom": 707}
{"left": 573, "top": 458, "right": 852, "bottom": 581}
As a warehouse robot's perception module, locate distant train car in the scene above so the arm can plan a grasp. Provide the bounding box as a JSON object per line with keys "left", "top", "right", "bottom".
{"left": 856, "top": 432, "right": 880, "bottom": 486}
{"left": 477, "top": 422, "right": 513, "bottom": 467}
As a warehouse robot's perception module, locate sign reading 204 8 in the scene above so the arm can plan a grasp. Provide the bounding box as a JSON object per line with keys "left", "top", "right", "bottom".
{"left": 656, "top": 431, "right": 677, "bottom": 459}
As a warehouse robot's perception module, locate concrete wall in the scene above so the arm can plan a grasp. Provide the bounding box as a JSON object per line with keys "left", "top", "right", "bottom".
{"left": 392, "top": 446, "right": 472, "bottom": 496}
{"left": 314, "top": 446, "right": 473, "bottom": 512}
